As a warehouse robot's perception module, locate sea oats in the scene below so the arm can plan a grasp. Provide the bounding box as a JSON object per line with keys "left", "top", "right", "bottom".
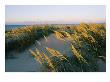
{"left": 43, "top": 35, "right": 48, "bottom": 42}
{"left": 54, "top": 31, "right": 65, "bottom": 41}
{"left": 42, "top": 52, "right": 54, "bottom": 70}
{"left": 70, "top": 44, "right": 88, "bottom": 64}
{"left": 46, "top": 47, "right": 68, "bottom": 61}
{"left": 29, "top": 49, "right": 42, "bottom": 64}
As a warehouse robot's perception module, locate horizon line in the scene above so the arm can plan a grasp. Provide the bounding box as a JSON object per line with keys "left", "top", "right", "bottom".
{"left": 5, "top": 22, "right": 106, "bottom": 25}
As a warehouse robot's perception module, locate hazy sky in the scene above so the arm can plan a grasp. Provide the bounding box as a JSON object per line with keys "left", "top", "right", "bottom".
{"left": 5, "top": 5, "right": 106, "bottom": 25}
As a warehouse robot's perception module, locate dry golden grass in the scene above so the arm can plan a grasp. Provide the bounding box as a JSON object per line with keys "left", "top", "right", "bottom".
{"left": 29, "top": 49, "right": 43, "bottom": 64}
{"left": 54, "top": 31, "right": 65, "bottom": 41}
{"left": 70, "top": 44, "right": 88, "bottom": 64}
{"left": 29, "top": 48, "right": 55, "bottom": 71}
{"left": 6, "top": 23, "right": 106, "bottom": 72}
{"left": 46, "top": 47, "right": 68, "bottom": 61}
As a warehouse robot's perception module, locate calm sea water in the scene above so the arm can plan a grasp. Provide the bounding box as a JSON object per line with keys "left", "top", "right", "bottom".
{"left": 5, "top": 24, "right": 77, "bottom": 31}
{"left": 5, "top": 25, "right": 27, "bottom": 31}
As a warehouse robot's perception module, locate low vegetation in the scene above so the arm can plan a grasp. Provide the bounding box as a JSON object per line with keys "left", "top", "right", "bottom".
{"left": 28, "top": 23, "right": 106, "bottom": 72}
{"left": 5, "top": 23, "right": 106, "bottom": 72}
{"left": 5, "top": 25, "right": 53, "bottom": 52}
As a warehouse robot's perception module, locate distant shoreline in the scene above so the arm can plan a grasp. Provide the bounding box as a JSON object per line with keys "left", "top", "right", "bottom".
{"left": 5, "top": 22, "right": 106, "bottom": 26}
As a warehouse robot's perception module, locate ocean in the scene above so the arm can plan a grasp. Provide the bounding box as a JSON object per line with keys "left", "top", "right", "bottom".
{"left": 5, "top": 25, "right": 27, "bottom": 31}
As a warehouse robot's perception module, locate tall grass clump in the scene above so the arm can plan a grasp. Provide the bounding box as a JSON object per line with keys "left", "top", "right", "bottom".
{"left": 56, "top": 23, "right": 106, "bottom": 61}
{"left": 5, "top": 25, "right": 54, "bottom": 52}
{"left": 28, "top": 23, "right": 105, "bottom": 72}
{"left": 29, "top": 47, "right": 76, "bottom": 72}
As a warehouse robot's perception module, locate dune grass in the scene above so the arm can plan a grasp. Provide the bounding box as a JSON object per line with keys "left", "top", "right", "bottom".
{"left": 5, "top": 23, "right": 106, "bottom": 72}
{"left": 5, "top": 25, "right": 54, "bottom": 52}
{"left": 28, "top": 23, "right": 106, "bottom": 72}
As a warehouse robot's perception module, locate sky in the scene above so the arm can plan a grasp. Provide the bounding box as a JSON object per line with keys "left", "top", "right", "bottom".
{"left": 5, "top": 5, "right": 106, "bottom": 25}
